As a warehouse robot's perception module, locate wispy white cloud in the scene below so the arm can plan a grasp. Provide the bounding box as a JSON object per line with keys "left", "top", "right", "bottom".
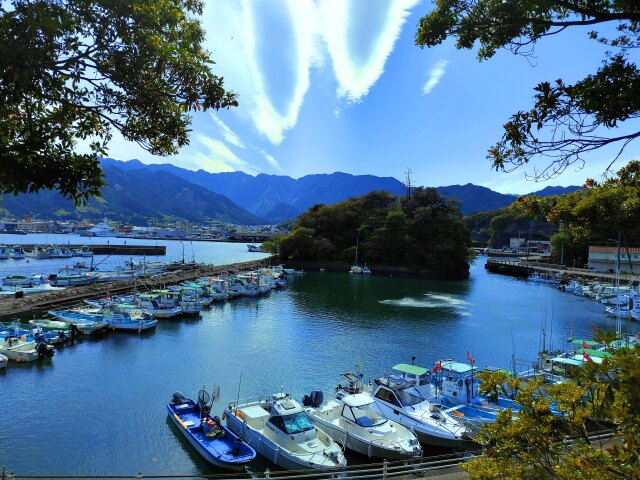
{"left": 260, "top": 150, "right": 285, "bottom": 173}
{"left": 233, "top": 0, "right": 320, "bottom": 145}
{"left": 195, "top": 134, "right": 260, "bottom": 175}
{"left": 422, "top": 60, "right": 449, "bottom": 95}
{"left": 320, "top": 0, "right": 420, "bottom": 103}
{"left": 210, "top": 113, "right": 245, "bottom": 149}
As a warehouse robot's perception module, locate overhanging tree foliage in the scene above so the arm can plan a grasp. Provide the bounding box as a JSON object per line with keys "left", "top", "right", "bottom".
{"left": 464, "top": 337, "right": 640, "bottom": 479}
{"left": 0, "top": 0, "right": 237, "bottom": 204}
{"left": 416, "top": 1, "right": 640, "bottom": 180}
{"left": 511, "top": 161, "right": 640, "bottom": 264}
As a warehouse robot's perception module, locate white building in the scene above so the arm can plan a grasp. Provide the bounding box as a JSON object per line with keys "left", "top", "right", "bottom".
{"left": 588, "top": 246, "right": 640, "bottom": 273}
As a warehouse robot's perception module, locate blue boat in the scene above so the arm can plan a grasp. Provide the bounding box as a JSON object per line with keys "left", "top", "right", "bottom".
{"left": 167, "top": 390, "right": 256, "bottom": 470}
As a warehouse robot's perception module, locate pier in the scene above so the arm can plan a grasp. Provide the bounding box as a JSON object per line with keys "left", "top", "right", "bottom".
{"left": 0, "top": 259, "right": 270, "bottom": 322}
{"left": 20, "top": 244, "right": 166, "bottom": 256}
{"left": 485, "top": 258, "right": 640, "bottom": 284}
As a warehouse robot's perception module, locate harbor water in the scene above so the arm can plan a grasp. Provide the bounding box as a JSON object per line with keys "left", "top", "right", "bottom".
{"left": 0, "top": 249, "right": 620, "bottom": 476}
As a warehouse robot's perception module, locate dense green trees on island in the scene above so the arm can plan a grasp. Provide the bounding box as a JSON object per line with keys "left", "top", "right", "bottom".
{"left": 266, "top": 188, "right": 472, "bottom": 278}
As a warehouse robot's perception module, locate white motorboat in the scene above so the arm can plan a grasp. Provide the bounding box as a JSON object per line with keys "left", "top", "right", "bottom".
{"left": 0, "top": 336, "right": 54, "bottom": 362}
{"left": 303, "top": 373, "right": 422, "bottom": 459}
{"left": 0, "top": 246, "right": 9, "bottom": 260}
{"left": 225, "top": 392, "right": 347, "bottom": 470}
{"left": 370, "top": 373, "right": 470, "bottom": 447}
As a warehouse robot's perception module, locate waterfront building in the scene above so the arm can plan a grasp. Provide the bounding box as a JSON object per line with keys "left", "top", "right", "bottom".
{"left": 588, "top": 246, "right": 640, "bottom": 273}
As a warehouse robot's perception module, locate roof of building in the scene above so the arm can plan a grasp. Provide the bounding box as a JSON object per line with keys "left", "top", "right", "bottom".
{"left": 589, "top": 246, "right": 640, "bottom": 254}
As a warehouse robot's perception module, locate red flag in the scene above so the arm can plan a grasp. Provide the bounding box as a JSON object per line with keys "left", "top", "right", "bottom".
{"left": 582, "top": 340, "right": 589, "bottom": 349}
{"left": 433, "top": 361, "right": 442, "bottom": 373}
{"left": 583, "top": 352, "right": 593, "bottom": 362}
{"left": 467, "top": 351, "right": 475, "bottom": 364}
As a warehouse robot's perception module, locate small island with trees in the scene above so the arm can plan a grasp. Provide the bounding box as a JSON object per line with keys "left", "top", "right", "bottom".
{"left": 264, "top": 187, "right": 473, "bottom": 279}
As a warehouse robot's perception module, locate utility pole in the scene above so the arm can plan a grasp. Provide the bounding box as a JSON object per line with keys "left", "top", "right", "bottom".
{"left": 404, "top": 168, "right": 412, "bottom": 200}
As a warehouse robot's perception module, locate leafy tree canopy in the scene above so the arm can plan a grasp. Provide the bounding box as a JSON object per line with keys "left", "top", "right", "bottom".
{"left": 464, "top": 338, "right": 640, "bottom": 479}
{"left": 278, "top": 189, "right": 472, "bottom": 278}
{"left": 416, "top": 0, "right": 640, "bottom": 180}
{"left": 0, "top": 0, "right": 237, "bottom": 204}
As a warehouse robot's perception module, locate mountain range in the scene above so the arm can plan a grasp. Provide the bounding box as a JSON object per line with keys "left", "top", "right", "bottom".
{"left": 0, "top": 158, "right": 582, "bottom": 225}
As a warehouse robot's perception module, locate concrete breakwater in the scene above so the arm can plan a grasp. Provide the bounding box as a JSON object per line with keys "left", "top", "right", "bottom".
{"left": 19, "top": 244, "right": 166, "bottom": 255}
{"left": 0, "top": 259, "right": 270, "bottom": 322}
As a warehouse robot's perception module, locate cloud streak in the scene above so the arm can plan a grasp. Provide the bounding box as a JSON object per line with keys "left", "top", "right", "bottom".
{"left": 320, "top": 0, "right": 421, "bottom": 102}
{"left": 422, "top": 60, "right": 449, "bottom": 95}
{"left": 210, "top": 113, "right": 245, "bottom": 149}
{"left": 242, "top": 0, "right": 319, "bottom": 145}
{"left": 196, "top": 134, "right": 259, "bottom": 175}
{"left": 260, "top": 150, "right": 284, "bottom": 173}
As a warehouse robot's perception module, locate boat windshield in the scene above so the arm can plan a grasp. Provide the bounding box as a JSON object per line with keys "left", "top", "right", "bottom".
{"left": 352, "top": 402, "right": 388, "bottom": 427}
{"left": 283, "top": 412, "right": 315, "bottom": 434}
{"left": 396, "top": 385, "right": 425, "bottom": 406}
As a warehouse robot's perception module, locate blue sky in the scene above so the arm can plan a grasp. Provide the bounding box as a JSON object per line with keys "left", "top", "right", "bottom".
{"left": 103, "top": 0, "right": 640, "bottom": 194}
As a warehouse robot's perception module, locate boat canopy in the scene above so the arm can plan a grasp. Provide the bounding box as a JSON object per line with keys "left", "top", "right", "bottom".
{"left": 342, "top": 393, "right": 374, "bottom": 408}
{"left": 569, "top": 339, "right": 599, "bottom": 347}
{"left": 573, "top": 354, "right": 604, "bottom": 364}
{"left": 393, "top": 364, "right": 429, "bottom": 376}
{"left": 550, "top": 356, "right": 583, "bottom": 366}
{"left": 441, "top": 361, "right": 475, "bottom": 374}
{"left": 576, "top": 348, "right": 612, "bottom": 358}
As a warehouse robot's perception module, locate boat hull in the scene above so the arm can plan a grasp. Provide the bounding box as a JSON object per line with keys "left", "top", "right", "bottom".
{"left": 225, "top": 408, "right": 345, "bottom": 470}
{"left": 167, "top": 403, "right": 255, "bottom": 470}
{"left": 308, "top": 416, "right": 420, "bottom": 460}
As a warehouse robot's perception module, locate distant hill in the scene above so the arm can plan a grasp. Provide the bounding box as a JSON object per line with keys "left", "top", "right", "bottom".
{"left": 100, "top": 158, "right": 407, "bottom": 221}
{"left": 436, "top": 184, "right": 517, "bottom": 215}
{"left": 1, "top": 157, "right": 582, "bottom": 225}
{"left": 0, "top": 164, "right": 265, "bottom": 225}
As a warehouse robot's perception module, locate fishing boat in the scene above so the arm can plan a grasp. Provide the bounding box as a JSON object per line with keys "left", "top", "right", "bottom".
{"left": 102, "top": 304, "right": 157, "bottom": 332}
{"left": 0, "top": 335, "right": 54, "bottom": 362}
{"left": 8, "top": 246, "right": 25, "bottom": 259}
{"left": 167, "top": 389, "right": 256, "bottom": 470}
{"left": 225, "top": 391, "right": 347, "bottom": 470}
{"left": 303, "top": 373, "right": 422, "bottom": 459}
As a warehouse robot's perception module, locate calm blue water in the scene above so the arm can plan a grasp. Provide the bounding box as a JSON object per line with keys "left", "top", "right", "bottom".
{"left": 0, "top": 233, "right": 270, "bottom": 278}
{"left": 0, "top": 255, "right": 617, "bottom": 476}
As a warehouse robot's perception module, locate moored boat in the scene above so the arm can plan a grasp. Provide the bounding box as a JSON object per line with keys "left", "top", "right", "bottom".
{"left": 303, "top": 373, "right": 422, "bottom": 459}
{"left": 225, "top": 391, "right": 347, "bottom": 470}
{"left": 167, "top": 390, "right": 256, "bottom": 470}
{"left": 370, "top": 372, "right": 470, "bottom": 447}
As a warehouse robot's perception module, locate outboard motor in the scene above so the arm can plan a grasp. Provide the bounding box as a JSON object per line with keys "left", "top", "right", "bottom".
{"left": 36, "top": 341, "right": 54, "bottom": 359}
{"left": 302, "top": 393, "right": 313, "bottom": 407}
{"left": 310, "top": 390, "right": 323, "bottom": 408}
{"left": 172, "top": 391, "right": 186, "bottom": 405}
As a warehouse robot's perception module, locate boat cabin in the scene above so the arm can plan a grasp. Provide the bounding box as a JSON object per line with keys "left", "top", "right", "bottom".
{"left": 431, "top": 361, "right": 479, "bottom": 405}
{"left": 373, "top": 375, "right": 430, "bottom": 409}
{"left": 338, "top": 393, "right": 387, "bottom": 428}
{"left": 392, "top": 364, "right": 432, "bottom": 396}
